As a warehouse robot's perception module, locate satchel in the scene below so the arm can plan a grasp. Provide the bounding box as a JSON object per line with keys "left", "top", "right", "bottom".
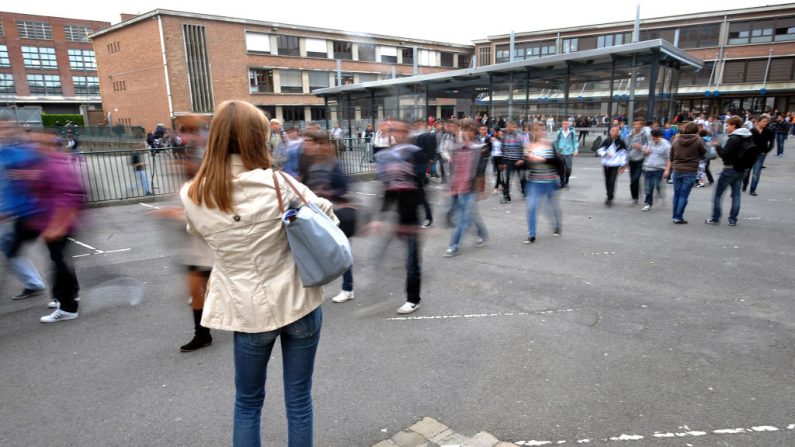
{"left": 273, "top": 172, "right": 353, "bottom": 288}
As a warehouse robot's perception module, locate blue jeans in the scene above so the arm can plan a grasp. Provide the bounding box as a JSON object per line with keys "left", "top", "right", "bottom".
{"left": 448, "top": 192, "right": 487, "bottom": 250}
{"left": 744, "top": 153, "right": 766, "bottom": 193}
{"left": 776, "top": 132, "right": 786, "bottom": 156}
{"left": 233, "top": 307, "right": 322, "bottom": 447}
{"left": 671, "top": 172, "right": 697, "bottom": 221}
{"left": 136, "top": 170, "right": 151, "bottom": 194}
{"left": 525, "top": 182, "right": 562, "bottom": 237}
{"left": 0, "top": 221, "right": 45, "bottom": 290}
{"left": 711, "top": 167, "right": 745, "bottom": 224}
{"left": 643, "top": 170, "right": 664, "bottom": 206}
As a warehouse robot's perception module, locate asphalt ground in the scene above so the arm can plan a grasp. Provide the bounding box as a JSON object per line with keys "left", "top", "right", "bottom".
{"left": 1, "top": 147, "right": 794, "bottom": 446}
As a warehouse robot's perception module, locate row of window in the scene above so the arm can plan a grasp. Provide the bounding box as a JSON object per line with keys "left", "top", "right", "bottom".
{"left": 0, "top": 73, "right": 99, "bottom": 95}
{"left": 248, "top": 68, "right": 392, "bottom": 94}
{"left": 2, "top": 20, "right": 93, "bottom": 42}
{"left": 244, "top": 32, "right": 469, "bottom": 68}
{"left": 0, "top": 45, "right": 97, "bottom": 70}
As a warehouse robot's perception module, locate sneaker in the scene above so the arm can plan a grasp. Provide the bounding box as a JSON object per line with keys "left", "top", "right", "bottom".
{"left": 696, "top": 183, "right": 705, "bottom": 188}
{"left": 444, "top": 247, "right": 459, "bottom": 258}
{"left": 40, "top": 308, "right": 78, "bottom": 323}
{"left": 553, "top": 228, "right": 561, "bottom": 237}
{"left": 705, "top": 219, "right": 719, "bottom": 225}
{"left": 13, "top": 287, "right": 45, "bottom": 300}
{"left": 474, "top": 238, "right": 487, "bottom": 247}
{"left": 728, "top": 220, "right": 737, "bottom": 226}
{"left": 673, "top": 219, "right": 688, "bottom": 224}
{"left": 332, "top": 290, "right": 355, "bottom": 303}
{"left": 750, "top": 191, "right": 758, "bottom": 196}
{"left": 524, "top": 236, "right": 536, "bottom": 244}
{"left": 642, "top": 204, "right": 651, "bottom": 212}
{"left": 396, "top": 302, "right": 420, "bottom": 314}
{"left": 421, "top": 219, "right": 433, "bottom": 229}
{"left": 48, "top": 297, "right": 80, "bottom": 309}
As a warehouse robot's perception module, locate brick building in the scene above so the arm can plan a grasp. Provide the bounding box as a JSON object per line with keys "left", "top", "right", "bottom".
{"left": 0, "top": 11, "right": 109, "bottom": 120}
{"left": 473, "top": 3, "right": 795, "bottom": 118}
{"left": 90, "top": 9, "right": 473, "bottom": 131}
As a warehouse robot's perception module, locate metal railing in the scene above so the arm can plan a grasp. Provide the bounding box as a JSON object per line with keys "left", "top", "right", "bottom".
{"left": 73, "top": 149, "right": 187, "bottom": 204}
{"left": 331, "top": 137, "right": 376, "bottom": 175}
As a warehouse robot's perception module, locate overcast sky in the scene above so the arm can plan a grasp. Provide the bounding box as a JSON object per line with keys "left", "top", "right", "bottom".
{"left": 8, "top": 0, "right": 795, "bottom": 44}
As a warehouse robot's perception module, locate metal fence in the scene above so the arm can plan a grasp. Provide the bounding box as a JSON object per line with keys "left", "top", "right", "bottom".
{"left": 76, "top": 140, "right": 375, "bottom": 204}
{"left": 74, "top": 149, "right": 187, "bottom": 204}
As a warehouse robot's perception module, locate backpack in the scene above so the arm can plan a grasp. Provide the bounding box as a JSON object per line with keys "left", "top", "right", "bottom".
{"left": 735, "top": 138, "right": 760, "bottom": 171}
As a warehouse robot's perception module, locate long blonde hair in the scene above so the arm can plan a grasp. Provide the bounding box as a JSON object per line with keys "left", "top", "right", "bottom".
{"left": 187, "top": 100, "right": 271, "bottom": 213}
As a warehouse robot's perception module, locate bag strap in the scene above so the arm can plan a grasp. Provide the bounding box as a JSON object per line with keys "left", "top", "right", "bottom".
{"left": 272, "top": 170, "right": 309, "bottom": 214}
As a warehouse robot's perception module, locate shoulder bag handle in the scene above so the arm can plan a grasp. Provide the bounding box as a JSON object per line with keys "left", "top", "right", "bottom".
{"left": 272, "top": 170, "right": 310, "bottom": 214}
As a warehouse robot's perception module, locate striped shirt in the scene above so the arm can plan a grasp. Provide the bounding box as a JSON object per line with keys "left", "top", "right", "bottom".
{"left": 501, "top": 131, "right": 525, "bottom": 160}
{"left": 526, "top": 146, "right": 558, "bottom": 183}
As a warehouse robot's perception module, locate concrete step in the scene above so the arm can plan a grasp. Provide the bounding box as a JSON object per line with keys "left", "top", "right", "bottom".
{"left": 372, "top": 417, "right": 519, "bottom": 447}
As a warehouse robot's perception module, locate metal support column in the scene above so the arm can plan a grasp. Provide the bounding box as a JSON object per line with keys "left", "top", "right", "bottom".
{"left": 508, "top": 72, "right": 514, "bottom": 120}
{"left": 395, "top": 87, "right": 401, "bottom": 119}
{"left": 524, "top": 68, "right": 531, "bottom": 124}
{"left": 324, "top": 96, "right": 329, "bottom": 130}
{"left": 646, "top": 51, "right": 660, "bottom": 121}
{"left": 425, "top": 88, "right": 431, "bottom": 121}
{"left": 563, "top": 63, "right": 571, "bottom": 122}
{"left": 628, "top": 55, "right": 637, "bottom": 121}
{"left": 488, "top": 74, "right": 495, "bottom": 122}
{"left": 607, "top": 57, "right": 616, "bottom": 127}
{"left": 370, "top": 90, "right": 376, "bottom": 128}
{"left": 345, "top": 93, "right": 353, "bottom": 140}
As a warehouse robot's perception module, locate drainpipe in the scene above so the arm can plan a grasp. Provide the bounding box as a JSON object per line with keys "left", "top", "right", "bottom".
{"left": 157, "top": 14, "right": 174, "bottom": 123}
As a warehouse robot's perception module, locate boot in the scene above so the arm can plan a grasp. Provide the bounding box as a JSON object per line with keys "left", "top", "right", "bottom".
{"left": 180, "top": 309, "right": 212, "bottom": 352}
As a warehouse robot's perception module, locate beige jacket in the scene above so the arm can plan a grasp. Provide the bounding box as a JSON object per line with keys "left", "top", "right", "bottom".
{"left": 180, "top": 156, "right": 337, "bottom": 333}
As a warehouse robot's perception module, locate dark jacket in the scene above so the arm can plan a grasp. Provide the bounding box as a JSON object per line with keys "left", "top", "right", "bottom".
{"left": 413, "top": 131, "right": 437, "bottom": 164}
{"left": 717, "top": 128, "right": 754, "bottom": 171}
{"left": 772, "top": 119, "right": 789, "bottom": 134}
{"left": 669, "top": 134, "right": 706, "bottom": 174}
{"left": 751, "top": 127, "right": 774, "bottom": 154}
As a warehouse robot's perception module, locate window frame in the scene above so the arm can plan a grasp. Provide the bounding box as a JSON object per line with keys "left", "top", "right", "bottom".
{"left": 245, "top": 32, "right": 271, "bottom": 54}
{"left": 68, "top": 49, "right": 97, "bottom": 70}
{"left": 0, "top": 73, "right": 14, "bottom": 94}
{"left": 333, "top": 41, "right": 353, "bottom": 60}
{"left": 277, "top": 35, "right": 299, "bottom": 56}
{"left": 0, "top": 44, "right": 10, "bottom": 67}
{"left": 358, "top": 43, "right": 376, "bottom": 62}
{"left": 279, "top": 69, "right": 304, "bottom": 93}
{"left": 73, "top": 75, "right": 100, "bottom": 95}
{"left": 17, "top": 20, "right": 52, "bottom": 40}
{"left": 249, "top": 68, "right": 274, "bottom": 93}
{"left": 22, "top": 46, "right": 57, "bottom": 70}
{"left": 27, "top": 74, "right": 62, "bottom": 95}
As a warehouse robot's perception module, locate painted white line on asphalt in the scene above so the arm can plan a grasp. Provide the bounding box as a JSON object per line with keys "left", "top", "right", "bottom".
{"left": 72, "top": 254, "right": 92, "bottom": 258}
{"left": 138, "top": 202, "right": 162, "bottom": 210}
{"left": 386, "top": 308, "right": 577, "bottom": 321}
{"left": 514, "top": 424, "right": 791, "bottom": 446}
{"left": 67, "top": 237, "right": 97, "bottom": 251}
{"left": 104, "top": 248, "right": 132, "bottom": 254}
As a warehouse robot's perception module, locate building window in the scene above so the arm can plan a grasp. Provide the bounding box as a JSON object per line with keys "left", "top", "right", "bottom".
{"left": 728, "top": 22, "right": 751, "bottom": 45}
{"left": 334, "top": 72, "right": 355, "bottom": 86}
{"left": 379, "top": 46, "right": 397, "bottom": 63}
{"left": 107, "top": 42, "right": 121, "bottom": 53}
{"left": 308, "top": 71, "right": 330, "bottom": 91}
{"left": 22, "top": 46, "right": 57, "bottom": 69}
{"left": 418, "top": 49, "right": 438, "bottom": 66}
{"left": 678, "top": 24, "right": 720, "bottom": 48}
{"left": 515, "top": 41, "right": 556, "bottom": 59}
{"left": 0, "top": 45, "right": 9, "bottom": 67}
{"left": 17, "top": 20, "right": 52, "bottom": 40}
{"left": 774, "top": 17, "right": 795, "bottom": 41}
{"left": 358, "top": 43, "right": 375, "bottom": 61}
{"left": 358, "top": 73, "right": 378, "bottom": 83}
{"left": 27, "top": 74, "right": 61, "bottom": 95}
{"left": 257, "top": 106, "right": 276, "bottom": 120}
{"left": 73, "top": 76, "right": 99, "bottom": 95}
{"left": 183, "top": 24, "right": 215, "bottom": 113}
{"left": 562, "top": 38, "right": 578, "bottom": 54}
{"left": 440, "top": 52, "right": 454, "bottom": 67}
{"left": 597, "top": 33, "right": 628, "bottom": 48}
{"left": 334, "top": 41, "right": 353, "bottom": 60}
{"left": 282, "top": 106, "right": 305, "bottom": 122}
{"left": 245, "top": 32, "right": 271, "bottom": 53}
{"left": 0, "top": 74, "right": 14, "bottom": 94}
{"left": 458, "top": 54, "right": 471, "bottom": 68}
{"left": 495, "top": 45, "right": 509, "bottom": 63}
{"left": 306, "top": 39, "right": 328, "bottom": 58}
{"left": 401, "top": 48, "right": 414, "bottom": 65}
{"left": 722, "top": 60, "right": 746, "bottom": 83}
{"left": 769, "top": 57, "right": 794, "bottom": 81}
{"left": 64, "top": 25, "right": 92, "bottom": 42}
{"left": 277, "top": 35, "right": 299, "bottom": 56}
{"left": 310, "top": 106, "right": 327, "bottom": 121}
{"left": 578, "top": 36, "right": 598, "bottom": 51}
{"left": 640, "top": 28, "right": 677, "bottom": 44}
{"left": 68, "top": 49, "right": 96, "bottom": 70}
{"left": 249, "top": 68, "right": 274, "bottom": 93}
{"left": 112, "top": 80, "right": 127, "bottom": 92}
{"left": 478, "top": 46, "right": 491, "bottom": 66}
{"left": 0, "top": 21, "right": 4, "bottom": 37}
{"left": 279, "top": 69, "right": 303, "bottom": 93}
{"left": 751, "top": 20, "right": 774, "bottom": 43}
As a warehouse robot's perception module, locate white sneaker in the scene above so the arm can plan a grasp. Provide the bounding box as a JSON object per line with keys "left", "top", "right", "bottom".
{"left": 642, "top": 205, "right": 652, "bottom": 212}
{"left": 396, "top": 302, "right": 420, "bottom": 314}
{"left": 48, "top": 297, "right": 80, "bottom": 309}
{"left": 40, "top": 308, "right": 78, "bottom": 323}
{"left": 474, "top": 238, "right": 487, "bottom": 247}
{"left": 332, "top": 290, "right": 355, "bottom": 303}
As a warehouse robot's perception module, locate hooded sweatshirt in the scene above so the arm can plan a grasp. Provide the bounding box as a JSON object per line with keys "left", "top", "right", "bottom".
{"left": 718, "top": 127, "right": 753, "bottom": 170}
{"left": 669, "top": 134, "right": 706, "bottom": 174}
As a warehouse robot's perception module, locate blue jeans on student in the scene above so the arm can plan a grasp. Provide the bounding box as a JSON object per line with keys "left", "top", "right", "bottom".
{"left": 233, "top": 307, "right": 322, "bottom": 447}
{"left": 0, "top": 221, "right": 45, "bottom": 290}
{"left": 448, "top": 192, "right": 487, "bottom": 250}
{"left": 671, "top": 172, "right": 697, "bottom": 222}
{"left": 643, "top": 170, "right": 664, "bottom": 206}
{"left": 525, "top": 182, "right": 562, "bottom": 237}
{"left": 776, "top": 132, "right": 786, "bottom": 156}
{"left": 711, "top": 167, "right": 745, "bottom": 224}
{"left": 136, "top": 170, "right": 151, "bottom": 194}
{"left": 745, "top": 153, "right": 766, "bottom": 193}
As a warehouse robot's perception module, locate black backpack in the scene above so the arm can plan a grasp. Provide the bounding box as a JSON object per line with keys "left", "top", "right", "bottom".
{"left": 735, "top": 138, "right": 761, "bottom": 171}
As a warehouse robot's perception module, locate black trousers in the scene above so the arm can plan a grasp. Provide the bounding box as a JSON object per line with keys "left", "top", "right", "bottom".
{"left": 629, "top": 160, "right": 644, "bottom": 201}
{"left": 604, "top": 166, "right": 620, "bottom": 200}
